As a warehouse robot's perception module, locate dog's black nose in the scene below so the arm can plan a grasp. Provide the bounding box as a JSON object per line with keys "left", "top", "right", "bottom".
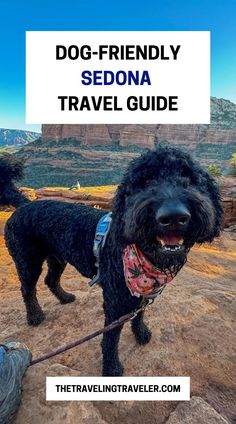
{"left": 157, "top": 203, "right": 191, "bottom": 228}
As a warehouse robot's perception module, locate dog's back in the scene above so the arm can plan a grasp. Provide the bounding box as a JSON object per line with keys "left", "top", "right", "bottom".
{"left": 5, "top": 199, "right": 106, "bottom": 276}
{"left": 4, "top": 199, "right": 106, "bottom": 325}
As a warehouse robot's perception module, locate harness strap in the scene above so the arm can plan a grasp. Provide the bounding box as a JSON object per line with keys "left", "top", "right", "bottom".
{"left": 88, "top": 212, "right": 112, "bottom": 287}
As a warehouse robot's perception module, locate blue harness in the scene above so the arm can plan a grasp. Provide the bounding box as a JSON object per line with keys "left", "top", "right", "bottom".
{"left": 88, "top": 212, "right": 112, "bottom": 287}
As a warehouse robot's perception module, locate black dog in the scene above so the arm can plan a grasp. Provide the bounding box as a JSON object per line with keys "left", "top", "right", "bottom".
{"left": 0, "top": 146, "right": 223, "bottom": 376}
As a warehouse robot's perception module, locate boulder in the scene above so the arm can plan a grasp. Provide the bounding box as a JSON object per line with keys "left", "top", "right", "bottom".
{"left": 166, "top": 396, "right": 229, "bottom": 424}
{"left": 15, "top": 364, "right": 107, "bottom": 424}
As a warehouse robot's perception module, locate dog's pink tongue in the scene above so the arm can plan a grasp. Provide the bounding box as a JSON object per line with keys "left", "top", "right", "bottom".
{"left": 157, "top": 236, "right": 182, "bottom": 245}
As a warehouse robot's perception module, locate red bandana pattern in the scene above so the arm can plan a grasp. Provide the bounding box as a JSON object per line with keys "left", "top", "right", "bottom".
{"left": 122, "top": 244, "right": 174, "bottom": 298}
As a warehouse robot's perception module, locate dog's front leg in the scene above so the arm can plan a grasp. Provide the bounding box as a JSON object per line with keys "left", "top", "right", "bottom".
{"left": 131, "top": 310, "right": 152, "bottom": 345}
{"left": 101, "top": 313, "right": 124, "bottom": 377}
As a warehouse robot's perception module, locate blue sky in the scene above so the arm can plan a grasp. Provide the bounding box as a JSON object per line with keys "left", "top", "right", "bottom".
{"left": 0, "top": 0, "right": 235, "bottom": 133}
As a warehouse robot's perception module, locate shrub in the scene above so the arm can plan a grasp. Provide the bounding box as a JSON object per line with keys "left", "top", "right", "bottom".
{"left": 229, "top": 153, "right": 236, "bottom": 176}
{"left": 207, "top": 165, "right": 222, "bottom": 177}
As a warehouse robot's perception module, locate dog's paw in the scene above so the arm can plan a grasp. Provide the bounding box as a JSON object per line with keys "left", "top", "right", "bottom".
{"left": 134, "top": 325, "right": 152, "bottom": 345}
{"left": 103, "top": 361, "right": 124, "bottom": 377}
{"left": 59, "top": 292, "right": 76, "bottom": 304}
{"left": 27, "top": 311, "right": 45, "bottom": 326}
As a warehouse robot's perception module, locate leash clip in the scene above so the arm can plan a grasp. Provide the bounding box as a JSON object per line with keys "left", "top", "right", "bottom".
{"left": 131, "top": 297, "right": 154, "bottom": 319}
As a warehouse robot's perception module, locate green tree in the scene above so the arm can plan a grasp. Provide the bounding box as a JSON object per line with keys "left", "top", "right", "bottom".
{"left": 229, "top": 153, "right": 236, "bottom": 176}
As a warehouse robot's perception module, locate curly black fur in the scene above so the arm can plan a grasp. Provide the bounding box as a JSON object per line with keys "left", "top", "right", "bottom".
{"left": 0, "top": 146, "right": 223, "bottom": 376}
{"left": 0, "top": 154, "right": 28, "bottom": 207}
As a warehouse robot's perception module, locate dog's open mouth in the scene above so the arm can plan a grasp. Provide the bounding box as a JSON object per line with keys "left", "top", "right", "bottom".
{"left": 156, "top": 236, "right": 184, "bottom": 252}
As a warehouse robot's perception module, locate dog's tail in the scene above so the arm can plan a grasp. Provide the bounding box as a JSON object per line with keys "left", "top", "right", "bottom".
{"left": 0, "top": 153, "right": 29, "bottom": 208}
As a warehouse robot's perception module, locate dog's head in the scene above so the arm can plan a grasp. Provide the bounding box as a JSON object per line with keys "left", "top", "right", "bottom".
{"left": 112, "top": 146, "right": 223, "bottom": 272}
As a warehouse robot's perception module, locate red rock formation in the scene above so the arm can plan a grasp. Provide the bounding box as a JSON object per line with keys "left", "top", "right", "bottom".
{"left": 205, "top": 128, "right": 236, "bottom": 143}
{"left": 223, "top": 198, "right": 236, "bottom": 226}
{"left": 82, "top": 125, "right": 113, "bottom": 146}
{"left": 40, "top": 98, "right": 236, "bottom": 147}
{"left": 42, "top": 124, "right": 63, "bottom": 141}
{"left": 156, "top": 125, "right": 207, "bottom": 146}
{"left": 120, "top": 125, "right": 157, "bottom": 148}
{"left": 61, "top": 124, "right": 86, "bottom": 140}
{"left": 41, "top": 124, "right": 236, "bottom": 147}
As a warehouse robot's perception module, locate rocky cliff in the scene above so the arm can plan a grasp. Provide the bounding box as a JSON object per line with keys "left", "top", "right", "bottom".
{"left": 42, "top": 124, "right": 236, "bottom": 148}
{"left": 41, "top": 98, "right": 236, "bottom": 147}
{"left": 16, "top": 97, "right": 236, "bottom": 188}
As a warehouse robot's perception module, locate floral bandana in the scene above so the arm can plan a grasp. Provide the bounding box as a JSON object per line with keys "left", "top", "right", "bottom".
{"left": 122, "top": 244, "right": 175, "bottom": 298}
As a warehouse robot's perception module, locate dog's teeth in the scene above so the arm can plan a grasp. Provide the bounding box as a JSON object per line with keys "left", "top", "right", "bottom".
{"left": 162, "top": 244, "right": 182, "bottom": 252}
{"left": 160, "top": 239, "right": 184, "bottom": 252}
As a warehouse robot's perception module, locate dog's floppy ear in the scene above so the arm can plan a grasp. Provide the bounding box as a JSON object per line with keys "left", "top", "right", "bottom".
{"left": 197, "top": 168, "right": 224, "bottom": 240}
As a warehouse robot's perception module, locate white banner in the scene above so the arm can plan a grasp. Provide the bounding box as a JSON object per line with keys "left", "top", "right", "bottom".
{"left": 46, "top": 376, "right": 190, "bottom": 401}
{"left": 26, "top": 31, "right": 210, "bottom": 124}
